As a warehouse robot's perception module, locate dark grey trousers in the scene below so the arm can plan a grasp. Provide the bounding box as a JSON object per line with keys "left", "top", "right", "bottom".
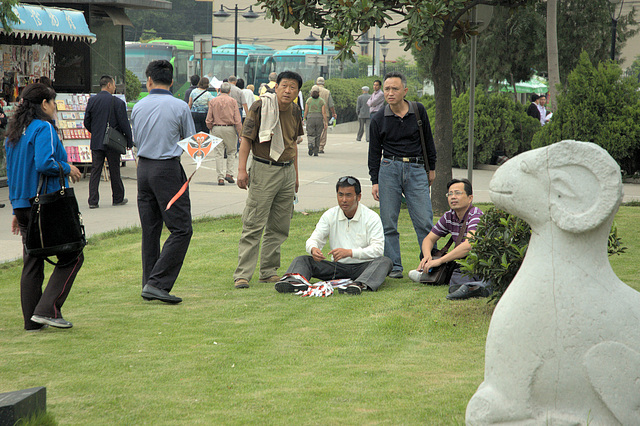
{"left": 88, "top": 148, "right": 125, "bottom": 206}
{"left": 15, "top": 208, "right": 84, "bottom": 330}
{"left": 286, "top": 255, "right": 392, "bottom": 291}
{"left": 137, "top": 157, "right": 193, "bottom": 292}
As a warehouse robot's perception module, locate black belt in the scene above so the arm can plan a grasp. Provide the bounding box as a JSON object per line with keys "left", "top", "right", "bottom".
{"left": 253, "top": 156, "right": 293, "bottom": 167}
{"left": 214, "top": 124, "right": 235, "bottom": 126}
{"left": 383, "top": 155, "right": 424, "bottom": 164}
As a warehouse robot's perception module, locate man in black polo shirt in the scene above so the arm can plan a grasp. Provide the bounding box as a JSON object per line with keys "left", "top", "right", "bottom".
{"left": 368, "top": 71, "right": 437, "bottom": 278}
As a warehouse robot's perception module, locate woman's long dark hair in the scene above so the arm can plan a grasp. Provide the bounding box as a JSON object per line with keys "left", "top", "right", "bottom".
{"left": 5, "top": 83, "right": 57, "bottom": 145}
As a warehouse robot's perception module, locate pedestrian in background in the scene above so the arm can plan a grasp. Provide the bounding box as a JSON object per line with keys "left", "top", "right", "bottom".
{"left": 84, "top": 75, "right": 133, "bottom": 209}
{"left": 206, "top": 82, "right": 242, "bottom": 186}
{"left": 189, "top": 77, "right": 215, "bottom": 133}
{"left": 304, "top": 85, "right": 327, "bottom": 156}
{"left": 356, "top": 86, "right": 371, "bottom": 142}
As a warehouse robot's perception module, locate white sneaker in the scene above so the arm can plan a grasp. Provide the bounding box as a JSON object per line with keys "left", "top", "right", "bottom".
{"left": 408, "top": 269, "right": 424, "bottom": 283}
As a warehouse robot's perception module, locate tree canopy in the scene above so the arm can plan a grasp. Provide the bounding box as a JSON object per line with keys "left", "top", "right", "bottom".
{"left": 0, "top": 0, "right": 20, "bottom": 33}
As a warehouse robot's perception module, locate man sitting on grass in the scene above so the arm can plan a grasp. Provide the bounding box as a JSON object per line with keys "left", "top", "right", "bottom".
{"left": 275, "top": 176, "right": 392, "bottom": 295}
{"left": 408, "top": 178, "right": 491, "bottom": 300}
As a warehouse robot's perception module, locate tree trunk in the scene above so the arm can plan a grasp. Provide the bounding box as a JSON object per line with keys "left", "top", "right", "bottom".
{"left": 546, "top": 0, "right": 560, "bottom": 111}
{"left": 431, "top": 35, "right": 454, "bottom": 215}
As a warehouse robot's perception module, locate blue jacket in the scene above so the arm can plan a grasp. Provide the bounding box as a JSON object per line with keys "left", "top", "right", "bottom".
{"left": 6, "top": 119, "right": 71, "bottom": 210}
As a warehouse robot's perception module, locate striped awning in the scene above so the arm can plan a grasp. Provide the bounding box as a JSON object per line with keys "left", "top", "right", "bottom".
{"left": 1, "top": 4, "right": 96, "bottom": 43}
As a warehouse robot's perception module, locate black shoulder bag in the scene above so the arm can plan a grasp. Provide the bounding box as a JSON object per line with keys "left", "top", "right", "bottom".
{"left": 412, "top": 101, "right": 431, "bottom": 176}
{"left": 25, "top": 163, "right": 86, "bottom": 265}
{"left": 104, "top": 96, "right": 128, "bottom": 155}
{"left": 418, "top": 206, "right": 472, "bottom": 285}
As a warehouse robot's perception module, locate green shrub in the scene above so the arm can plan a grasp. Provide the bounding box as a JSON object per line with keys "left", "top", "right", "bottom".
{"left": 532, "top": 51, "right": 640, "bottom": 174}
{"left": 459, "top": 207, "right": 627, "bottom": 304}
{"left": 125, "top": 68, "right": 141, "bottom": 103}
{"left": 451, "top": 89, "right": 540, "bottom": 168}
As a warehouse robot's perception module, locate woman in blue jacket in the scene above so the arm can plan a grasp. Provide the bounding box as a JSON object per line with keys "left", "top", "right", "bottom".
{"left": 5, "top": 83, "right": 83, "bottom": 331}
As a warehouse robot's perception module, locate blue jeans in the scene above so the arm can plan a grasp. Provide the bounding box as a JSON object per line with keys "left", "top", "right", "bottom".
{"left": 378, "top": 158, "right": 433, "bottom": 272}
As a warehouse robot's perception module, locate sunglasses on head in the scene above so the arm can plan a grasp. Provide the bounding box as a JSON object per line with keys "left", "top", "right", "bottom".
{"left": 338, "top": 176, "right": 357, "bottom": 185}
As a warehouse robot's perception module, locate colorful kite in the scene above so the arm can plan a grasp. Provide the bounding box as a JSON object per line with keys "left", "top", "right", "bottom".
{"left": 165, "top": 132, "right": 222, "bottom": 210}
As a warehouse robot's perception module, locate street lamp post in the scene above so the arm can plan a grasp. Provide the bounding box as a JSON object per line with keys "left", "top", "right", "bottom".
{"left": 304, "top": 31, "right": 326, "bottom": 78}
{"left": 359, "top": 34, "right": 389, "bottom": 76}
{"left": 609, "top": 0, "right": 625, "bottom": 61}
{"left": 379, "top": 36, "right": 390, "bottom": 77}
{"left": 213, "top": 4, "right": 259, "bottom": 76}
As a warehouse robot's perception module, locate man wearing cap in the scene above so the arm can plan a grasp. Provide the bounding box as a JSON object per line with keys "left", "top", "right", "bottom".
{"left": 316, "top": 76, "right": 337, "bottom": 154}
{"left": 356, "top": 86, "right": 371, "bottom": 142}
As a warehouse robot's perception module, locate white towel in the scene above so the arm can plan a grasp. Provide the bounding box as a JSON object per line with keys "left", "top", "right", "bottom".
{"left": 258, "top": 92, "right": 285, "bottom": 161}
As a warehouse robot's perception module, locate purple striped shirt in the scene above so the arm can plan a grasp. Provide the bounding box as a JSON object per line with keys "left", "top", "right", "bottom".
{"left": 432, "top": 206, "right": 483, "bottom": 245}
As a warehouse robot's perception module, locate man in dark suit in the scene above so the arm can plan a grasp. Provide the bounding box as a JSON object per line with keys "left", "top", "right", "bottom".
{"left": 84, "top": 75, "right": 133, "bottom": 209}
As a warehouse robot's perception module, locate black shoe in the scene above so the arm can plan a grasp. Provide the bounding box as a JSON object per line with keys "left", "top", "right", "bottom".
{"left": 446, "top": 285, "right": 489, "bottom": 300}
{"left": 275, "top": 280, "right": 308, "bottom": 293}
{"left": 113, "top": 198, "right": 128, "bottom": 206}
{"left": 31, "top": 315, "right": 73, "bottom": 328}
{"left": 338, "top": 283, "right": 363, "bottom": 295}
{"left": 318, "top": 150, "right": 324, "bottom": 154}
{"left": 141, "top": 284, "right": 182, "bottom": 304}
{"left": 89, "top": 204, "right": 99, "bottom": 209}
{"left": 388, "top": 270, "right": 403, "bottom": 279}
{"left": 313, "top": 153, "right": 318, "bottom": 156}
{"left": 225, "top": 175, "right": 235, "bottom": 184}
{"left": 308, "top": 148, "right": 313, "bottom": 156}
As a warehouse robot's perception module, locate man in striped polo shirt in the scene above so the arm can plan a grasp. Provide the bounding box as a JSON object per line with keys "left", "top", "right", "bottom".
{"left": 408, "top": 178, "right": 491, "bottom": 300}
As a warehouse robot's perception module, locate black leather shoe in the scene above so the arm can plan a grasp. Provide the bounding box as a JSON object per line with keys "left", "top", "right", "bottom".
{"left": 113, "top": 198, "right": 128, "bottom": 206}
{"left": 141, "top": 284, "right": 182, "bottom": 304}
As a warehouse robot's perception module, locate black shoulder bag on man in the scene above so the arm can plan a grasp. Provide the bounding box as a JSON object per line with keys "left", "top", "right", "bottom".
{"left": 26, "top": 163, "right": 86, "bottom": 265}
{"left": 419, "top": 206, "right": 472, "bottom": 285}
{"left": 104, "top": 96, "right": 128, "bottom": 155}
{"left": 412, "top": 101, "right": 430, "bottom": 176}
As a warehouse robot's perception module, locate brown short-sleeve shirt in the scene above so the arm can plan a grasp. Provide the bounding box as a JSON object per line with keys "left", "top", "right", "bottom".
{"left": 241, "top": 99, "right": 304, "bottom": 162}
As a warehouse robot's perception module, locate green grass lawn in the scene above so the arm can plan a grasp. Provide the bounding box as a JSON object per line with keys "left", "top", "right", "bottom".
{"left": 1, "top": 205, "right": 639, "bottom": 425}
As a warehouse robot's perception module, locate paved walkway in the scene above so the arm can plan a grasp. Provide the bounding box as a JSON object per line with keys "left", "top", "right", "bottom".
{"left": 2, "top": 128, "right": 639, "bottom": 263}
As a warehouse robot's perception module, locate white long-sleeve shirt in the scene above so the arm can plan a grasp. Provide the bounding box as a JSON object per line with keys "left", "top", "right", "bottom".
{"left": 305, "top": 204, "right": 384, "bottom": 264}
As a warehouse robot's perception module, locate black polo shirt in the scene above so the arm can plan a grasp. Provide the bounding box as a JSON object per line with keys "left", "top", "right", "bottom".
{"left": 368, "top": 100, "right": 436, "bottom": 185}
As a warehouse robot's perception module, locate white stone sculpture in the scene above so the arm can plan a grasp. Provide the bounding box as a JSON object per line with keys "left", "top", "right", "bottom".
{"left": 466, "top": 140, "right": 640, "bottom": 425}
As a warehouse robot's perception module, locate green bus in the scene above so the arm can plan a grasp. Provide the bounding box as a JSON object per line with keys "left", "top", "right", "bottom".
{"left": 125, "top": 40, "right": 194, "bottom": 98}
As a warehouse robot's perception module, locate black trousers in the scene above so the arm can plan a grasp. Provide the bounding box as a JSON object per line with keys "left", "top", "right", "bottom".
{"left": 285, "top": 255, "right": 392, "bottom": 291}
{"left": 88, "top": 148, "right": 125, "bottom": 206}
{"left": 191, "top": 112, "right": 208, "bottom": 134}
{"left": 15, "top": 208, "right": 84, "bottom": 330}
{"left": 137, "top": 157, "right": 193, "bottom": 292}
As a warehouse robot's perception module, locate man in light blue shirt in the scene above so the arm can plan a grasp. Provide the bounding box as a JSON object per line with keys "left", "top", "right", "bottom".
{"left": 131, "top": 59, "right": 196, "bottom": 304}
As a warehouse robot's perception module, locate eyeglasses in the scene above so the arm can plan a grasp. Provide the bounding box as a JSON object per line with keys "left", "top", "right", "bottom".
{"left": 445, "top": 190, "right": 465, "bottom": 197}
{"left": 338, "top": 176, "right": 357, "bottom": 185}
